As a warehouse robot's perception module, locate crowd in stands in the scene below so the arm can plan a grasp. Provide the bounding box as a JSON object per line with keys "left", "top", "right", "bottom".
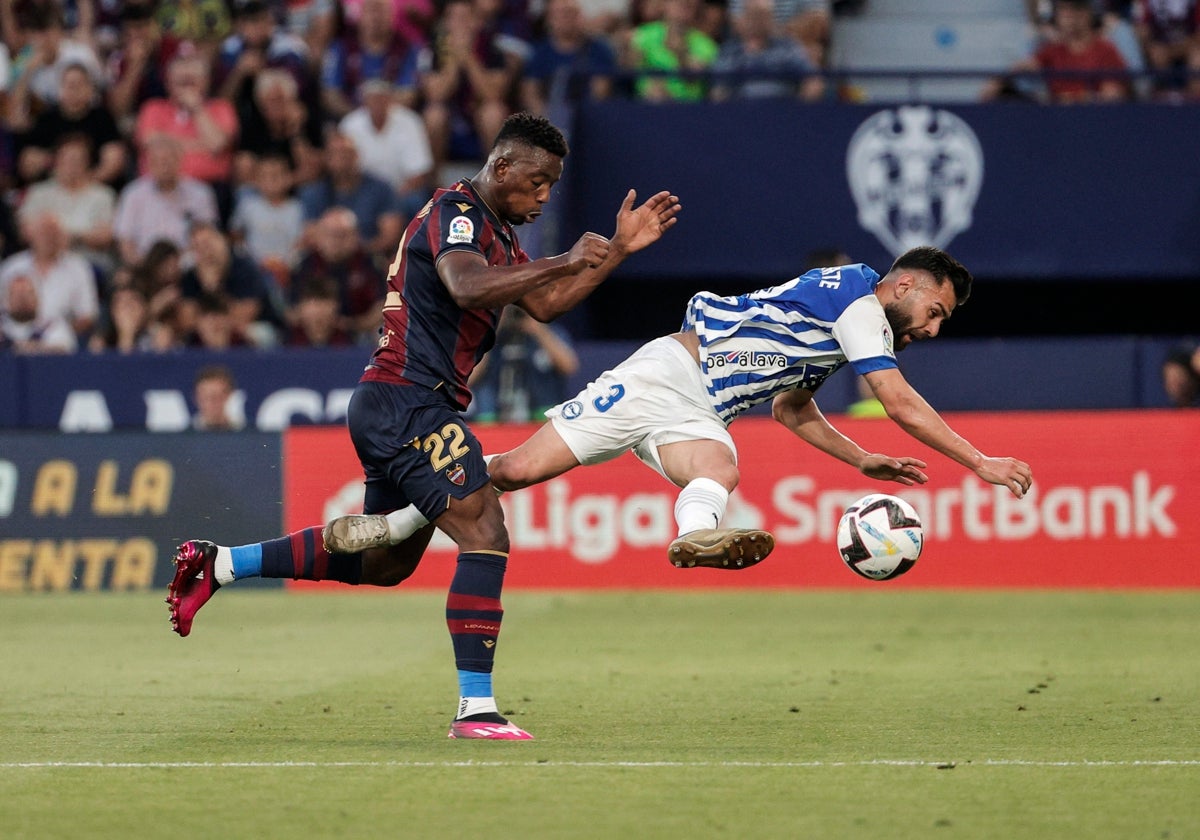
{"left": 0, "top": 0, "right": 1196, "bottom": 360}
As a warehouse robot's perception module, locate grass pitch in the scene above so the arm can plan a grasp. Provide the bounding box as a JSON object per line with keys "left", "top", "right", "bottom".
{"left": 2, "top": 589, "right": 1198, "bottom": 839}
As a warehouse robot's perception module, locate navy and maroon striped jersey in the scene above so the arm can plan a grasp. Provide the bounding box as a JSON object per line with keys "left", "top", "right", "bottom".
{"left": 361, "top": 179, "right": 529, "bottom": 409}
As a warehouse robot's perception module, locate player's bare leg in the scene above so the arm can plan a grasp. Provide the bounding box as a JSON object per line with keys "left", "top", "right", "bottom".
{"left": 658, "top": 438, "right": 775, "bottom": 570}
{"left": 487, "top": 421, "right": 582, "bottom": 491}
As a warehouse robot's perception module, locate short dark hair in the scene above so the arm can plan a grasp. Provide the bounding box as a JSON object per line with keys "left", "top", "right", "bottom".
{"left": 55, "top": 131, "right": 94, "bottom": 155}
{"left": 195, "top": 363, "right": 236, "bottom": 388}
{"left": 492, "top": 112, "right": 569, "bottom": 159}
{"left": 889, "top": 246, "right": 972, "bottom": 306}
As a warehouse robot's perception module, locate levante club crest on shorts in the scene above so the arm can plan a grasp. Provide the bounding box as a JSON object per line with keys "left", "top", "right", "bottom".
{"left": 446, "top": 463, "right": 466, "bottom": 486}
{"left": 846, "top": 105, "right": 983, "bottom": 255}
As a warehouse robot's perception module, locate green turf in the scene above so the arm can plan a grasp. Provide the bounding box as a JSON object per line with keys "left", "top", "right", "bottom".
{"left": 2, "top": 589, "right": 1198, "bottom": 839}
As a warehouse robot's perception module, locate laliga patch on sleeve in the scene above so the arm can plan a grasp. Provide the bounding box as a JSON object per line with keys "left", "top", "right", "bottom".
{"left": 447, "top": 215, "right": 475, "bottom": 245}
{"left": 881, "top": 323, "right": 894, "bottom": 355}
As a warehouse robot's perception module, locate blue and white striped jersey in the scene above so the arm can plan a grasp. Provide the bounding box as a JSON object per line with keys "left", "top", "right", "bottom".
{"left": 681, "top": 263, "right": 899, "bottom": 424}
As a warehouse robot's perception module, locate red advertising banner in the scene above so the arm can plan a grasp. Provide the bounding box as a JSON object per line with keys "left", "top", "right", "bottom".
{"left": 283, "top": 411, "right": 1200, "bottom": 589}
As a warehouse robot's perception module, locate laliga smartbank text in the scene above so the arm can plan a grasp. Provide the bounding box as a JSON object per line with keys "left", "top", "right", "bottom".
{"left": 428, "top": 472, "right": 1178, "bottom": 564}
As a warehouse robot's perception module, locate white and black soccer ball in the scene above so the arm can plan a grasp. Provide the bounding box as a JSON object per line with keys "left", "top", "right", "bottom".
{"left": 836, "top": 494, "right": 923, "bottom": 581}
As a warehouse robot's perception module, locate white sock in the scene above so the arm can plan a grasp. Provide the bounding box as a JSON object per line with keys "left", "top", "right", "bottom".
{"left": 674, "top": 477, "right": 729, "bottom": 536}
{"left": 457, "top": 696, "right": 499, "bottom": 719}
{"left": 213, "top": 546, "right": 235, "bottom": 585}
{"left": 385, "top": 506, "right": 430, "bottom": 543}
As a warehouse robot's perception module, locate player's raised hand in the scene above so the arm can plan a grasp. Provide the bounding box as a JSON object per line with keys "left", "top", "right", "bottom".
{"left": 860, "top": 454, "right": 929, "bottom": 486}
{"left": 975, "top": 456, "right": 1033, "bottom": 499}
{"left": 611, "top": 189, "right": 681, "bottom": 255}
{"left": 565, "top": 232, "right": 611, "bottom": 272}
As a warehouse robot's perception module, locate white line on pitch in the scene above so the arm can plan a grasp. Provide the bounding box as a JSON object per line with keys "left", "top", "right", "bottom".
{"left": 2, "top": 759, "right": 1199, "bottom": 769}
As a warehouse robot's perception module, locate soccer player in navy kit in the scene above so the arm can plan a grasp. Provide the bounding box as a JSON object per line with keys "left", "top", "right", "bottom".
{"left": 166, "top": 112, "right": 682, "bottom": 740}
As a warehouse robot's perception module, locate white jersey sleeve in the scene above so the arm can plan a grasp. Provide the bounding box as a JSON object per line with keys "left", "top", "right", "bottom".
{"left": 830, "top": 294, "right": 899, "bottom": 376}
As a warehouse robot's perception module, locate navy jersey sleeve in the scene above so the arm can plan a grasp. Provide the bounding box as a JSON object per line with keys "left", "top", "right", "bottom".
{"left": 430, "top": 195, "right": 489, "bottom": 262}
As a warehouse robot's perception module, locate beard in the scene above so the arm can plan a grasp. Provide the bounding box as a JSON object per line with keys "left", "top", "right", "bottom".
{"left": 883, "top": 300, "right": 916, "bottom": 351}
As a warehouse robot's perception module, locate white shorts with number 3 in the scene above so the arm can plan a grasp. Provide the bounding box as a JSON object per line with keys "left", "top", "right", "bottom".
{"left": 546, "top": 335, "right": 737, "bottom": 481}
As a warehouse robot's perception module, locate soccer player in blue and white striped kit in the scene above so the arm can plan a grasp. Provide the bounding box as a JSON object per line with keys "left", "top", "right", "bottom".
{"left": 328, "top": 246, "right": 1033, "bottom": 570}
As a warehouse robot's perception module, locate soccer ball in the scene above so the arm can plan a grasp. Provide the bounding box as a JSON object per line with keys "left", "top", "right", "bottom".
{"left": 836, "top": 494, "right": 923, "bottom": 581}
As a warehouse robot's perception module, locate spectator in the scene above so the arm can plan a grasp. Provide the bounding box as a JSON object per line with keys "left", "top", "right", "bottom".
{"left": 417, "top": 0, "right": 514, "bottom": 169}
{"left": 179, "top": 222, "right": 284, "bottom": 347}
{"left": 339, "top": 0, "right": 437, "bottom": 49}
{"left": 983, "top": 0, "right": 1130, "bottom": 103}
{"left": 1162, "top": 341, "right": 1200, "bottom": 406}
{"left": 155, "top": 0, "right": 232, "bottom": 57}
{"left": 697, "top": 0, "right": 732, "bottom": 44}
{"left": 216, "top": 0, "right": 312, "bottom": 105}
{"left": 18, "top": 133, "right": 117, "bottom": 273}
{"left": 112, "top": 134, "right": 219, "bottom": 264}
{"left": 0, "top": 211, "right": 99, "bottom": 340}
{"left": 187, "top": 293, "right": 252, "bottom": 350}
{"left": 232, "top": 68, "right": 322, "bottom": 186}
{"left": 129, "top": 239, "right": 186, "bottom": 333}
{"left": 772, "top": 0, "right": 831, "bottom": 69}
{"left": 214, "top": 0, "right": 319, "bottom": 123}
{"left": 710, "top": 0, "right": 823, "bottom": 101}
{"left": 286, "top": 274, "right": 355, "bottom": 347}
{"left": 518, "top": 0, "right": 618, "bottom": 115}
{"left": 268, "top": 0, "right": 338, "bottom": 58}
{"left": 289, "top": 207, "right": 383, "bottom": 342}
{"left": 1030, "top": 2, "right": 1146, "bottom": 82}
{"left": 192, "top": 363, "right": 245, "bottom": 430}
{"left": 88, "top": 276, "right": 154, "bottom": 354}
{"left": 321, "top": 0, "right": 423, "bottom": 120}
{"left": 5, "top": 4, "right": 104, "bottom": 131}
{"left": 0, "top": 272, "right": 78, "bottom": 353}
{"left": 297, "top": 131, "right": 403, "bottom": 257}
{"left": 17, "top": 61, "right": 126, "bottom": 187}
{"left": 472, "top": 0, "right": 534, "bottom": 75}
{"left": 228, "top": 150, "right": 305, "bottom": 285}
{"left": 624, "top": 0, "right": 721, "bottom": 102}
{"left": 106, "top": 2, "right": 180, "bottom": 128}
{"left": 468, "top": 305, "right": 579, "bottom": 423}
{"left": 1133, "top": 0, "right": 1200, "bottom": 99}
{"left": 134, "top": 51, "right": 239, "bottom": 193}
{"left": 338, "top": 78, "right": 434, "bottom": 220}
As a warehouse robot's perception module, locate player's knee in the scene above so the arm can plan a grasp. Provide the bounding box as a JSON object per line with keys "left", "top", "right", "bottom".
{"left": 709, "top": 464, "right": 740, "bottom": 493}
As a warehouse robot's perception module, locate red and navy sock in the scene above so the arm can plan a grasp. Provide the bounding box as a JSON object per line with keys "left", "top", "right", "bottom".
{"left": 258, "top": 527, "right": 363, "bottom": 584}
{"left": 446, "top": 550, "right": 507, "bottom": 716}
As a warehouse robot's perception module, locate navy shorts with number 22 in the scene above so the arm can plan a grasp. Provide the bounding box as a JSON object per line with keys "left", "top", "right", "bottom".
{"left": 347, "top": 380, "right": 491, "bottom": 522}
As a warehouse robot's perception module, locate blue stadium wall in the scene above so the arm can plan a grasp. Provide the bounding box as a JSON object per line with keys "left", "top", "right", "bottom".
{"left": 0, "top": 337, "right": 1183, "bottom": 433}
{"left": 562, "top": 101, "right": 1200, "bottom": 282}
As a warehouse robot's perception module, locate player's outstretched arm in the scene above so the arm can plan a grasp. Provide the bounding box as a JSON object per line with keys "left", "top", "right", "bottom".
{"left": 862, "top": 368, "right": 1033, "bottom": 499}
{"left": 518, "top": 189, "right": 681, "bottom": 322}
{"left": 771, "top": 389, "right": 929, "bottom": 486}
{"left": 439, "top": 237, "right": 609, "bottom": 312}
